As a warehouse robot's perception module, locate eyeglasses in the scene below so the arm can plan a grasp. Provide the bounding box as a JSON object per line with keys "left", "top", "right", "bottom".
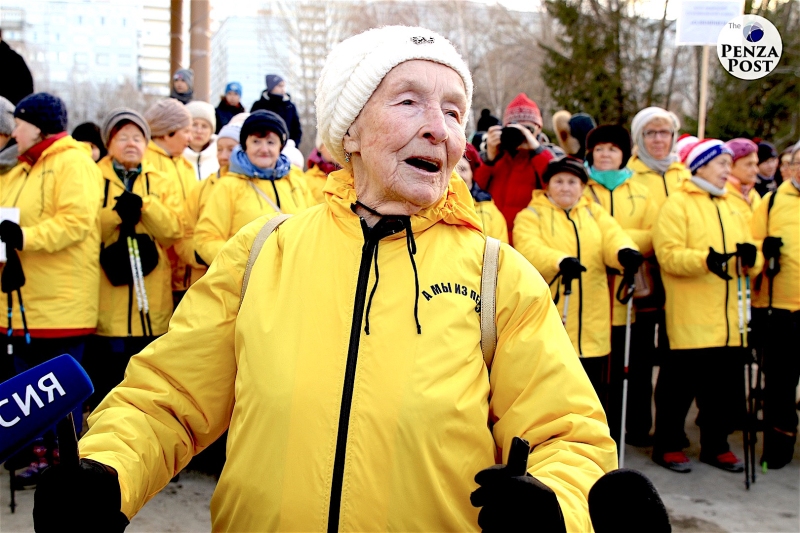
{"left": 643, "top": 130, "right": 674, "bottom": 139}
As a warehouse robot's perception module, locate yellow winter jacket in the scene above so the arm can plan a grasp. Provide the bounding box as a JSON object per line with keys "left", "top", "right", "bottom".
{"left": 0, "top": 136, "right": 101, "bottom": 336}
{"left": 653, "top": 179, "right": 764, "bottom": 350}
{"left": 475, "top": 197, "right": 509, "bottom": 244}
{"left": 143, "top": 141, "right": 200, "bottom": 292}
{"left": 194, "top": 167, "right": 313, "bottom": 264}
{"left": 96, "top": 157, "right": 184, "bottom": 337}
{"left": 585, "top": 178, "right": 659, "bottom": 326}
{"left": 514, "top": 191, "right": 637, "bottom": 357}
{"left": 628, "top": 156, "right": 691, "bottom": 208}
{"left": 304, "top": 164, "right": 328, "bottom": 205}
{"left": 751, "top": 180, "right": 800, "bottom": 311}
{"left": 80, "top": 169, "right": 617, "bottom": 532}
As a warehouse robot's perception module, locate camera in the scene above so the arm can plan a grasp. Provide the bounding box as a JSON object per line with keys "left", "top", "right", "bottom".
{"left": 500, "top": 124, "right": 526, "bottom": 152}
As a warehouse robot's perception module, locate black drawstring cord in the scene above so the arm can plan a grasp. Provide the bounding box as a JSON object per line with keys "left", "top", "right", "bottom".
{"left": 354, "top": 200, "right": 382, "bottom": 217}
{"left": 364, "top": 244, "right": 380, "bottom": 335}
{"left": 270, "top": 179, "right": 281, "bottom": 209}
{"left": 403, "top": 218, "right": 422, "bottom": 335}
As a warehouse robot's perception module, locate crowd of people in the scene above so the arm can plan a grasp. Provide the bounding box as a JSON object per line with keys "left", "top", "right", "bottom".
{"left": 0, "top": 23, "right": 797, "bottom": 531}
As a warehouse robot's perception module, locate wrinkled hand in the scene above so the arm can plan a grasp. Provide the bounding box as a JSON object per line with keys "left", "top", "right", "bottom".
{"left": 34, "top": 459, "right": 129, "bottom": 532}
{"left": 706, "top": 247, "right": 735, "bottom": 281}
{"left": 113, "top": 191, "right": 143, "bottom": 227}
{"left": 507, "top": 123, "right": 541, "bottom": 151}
{"left": 0, "top": 220, "right": 23, "bottom": 251}
{"left": 470, "top": 465, "right": 567, "bottom": 533}
{"left": 735, "top": 243, "right": 757, "bottom": 269}
{"left": 618, "top": 248, "right": 644, "bottom": 272}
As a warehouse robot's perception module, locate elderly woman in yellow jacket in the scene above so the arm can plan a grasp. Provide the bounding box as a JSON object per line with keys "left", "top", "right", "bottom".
{"left": 652, "top": 139, "right": 762, "bottom": 474}
{"left": 514, "top": 156, "right": 642, "bottom": 410}
{"left": 456, "top": 142, "right": 508, "bottom": 243}
{"left": 194, "top": 110, "right": 313, "bottom": 265}
{"left": 36, "top": 27, "right": 617, "bottom": 532}
{"left": 90, "top": 108, "right": 184, "bottom": 406}
{"left": 750, "top": 148, "right": 800, "bottom": 470}
{"left": 0, "top": 94, "right": 100, "bottom": 463}
{"left": 584, "top": 125, "right": 659, "bottom": 448}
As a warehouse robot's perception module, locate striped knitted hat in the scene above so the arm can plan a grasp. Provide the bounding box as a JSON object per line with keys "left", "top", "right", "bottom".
{"left": 675, "top": 134, "right": 698, "bottom": 163}
{"left": 685, "top": 139, "right": 734, "bottom": 174}
{"left": 315, "top": 26, "right": 473, "bottom": 167}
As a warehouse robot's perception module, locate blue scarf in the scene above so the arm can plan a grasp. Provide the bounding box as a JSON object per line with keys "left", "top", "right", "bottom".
{"left": 229, "top": 146, "right": 291, "bottom": 180}
{"left": 588, "top": 165, "right": 633, "bottom": 191}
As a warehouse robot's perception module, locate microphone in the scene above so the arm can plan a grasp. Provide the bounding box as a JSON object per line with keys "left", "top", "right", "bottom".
{"left": 0, "top": 355, "right": 93, "bottom": 464}
{"left": 589, "top": 468, "right": 671, "bottom": 533}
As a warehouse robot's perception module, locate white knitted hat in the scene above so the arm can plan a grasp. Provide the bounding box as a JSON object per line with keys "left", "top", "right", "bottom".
{"left": 316, "top": 26, "right": 473, "bottom": 167}
{"left": 185, "top": 100, "right": 216, "bottom": 132}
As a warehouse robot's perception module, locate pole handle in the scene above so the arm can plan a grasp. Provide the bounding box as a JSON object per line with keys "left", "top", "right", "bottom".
{"left": 56, "top": 412, "right": 80, "bottom": 469}
{"left": 507, "top": 436, "right": 530, "bottom": 477}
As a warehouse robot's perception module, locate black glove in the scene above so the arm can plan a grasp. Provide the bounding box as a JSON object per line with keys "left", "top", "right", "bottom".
{"left": 707, "top": 247, "right": 735, "bottom": 280}
{"left": 559, "top": 257, "right": 587, "bottom": 284}
{"left": 34, "top": 458, "right": 129, "bottom": 532}
{"left": 0, "top": 220, "right": 23, "bottom": 251}
{"left": 736, "top": 243, "right": 757, "bottom": 269}
{"left": 470, "top": 465, "right": 567, "bottom": 533}
{"left": 113, "top": 191, "right": 143, "bottom": 227}
{"left": 2, "top": 249, "right": 25, "bottom": 293}
{"left": 618, "top": 248, "right": 644, "bottom": 272}
{"left": 762, "top": 236, "right": 782, "bottom": 260}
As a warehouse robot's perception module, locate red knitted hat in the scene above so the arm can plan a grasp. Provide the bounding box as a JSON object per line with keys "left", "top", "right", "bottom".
{"left": 503, "top": 93, "right": 542, "bottom": 128}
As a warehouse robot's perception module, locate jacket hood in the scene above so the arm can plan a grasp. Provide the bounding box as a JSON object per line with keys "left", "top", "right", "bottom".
{"left": 183, "top": 135, "right": 218, "bottom": 163}
{"left": 529, "top": 188, "right": 590, "bottom": 212}
{"left": 38, "top": 135, "right": 93, "bottom": 161}
{"left": 0, "top": 141, "right": 19, "bottom": 174}
{"left": 628, "top": 155, "right": 685, "bottom": 176}
{"left": 99, "top": 156, "right": 158, "bottom": 184}
{"left": 679, "top": 177, "right": 728, "bottom": 197}
{"left": 322, "top": 169, "right": 483, "bottom": 236}
{"left": 260, "top": 90, "right": 291, "bottom": 103}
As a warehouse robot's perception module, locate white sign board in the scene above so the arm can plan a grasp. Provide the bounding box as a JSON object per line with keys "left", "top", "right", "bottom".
{"left": 676, "top": 0, "right": 744, "bottom": 46}
{"left": 0, "top": 208, "right": 20, "bottom": 263}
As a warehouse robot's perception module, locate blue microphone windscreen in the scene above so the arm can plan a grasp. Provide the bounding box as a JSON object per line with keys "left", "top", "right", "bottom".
{"left": 0, "top": 355, "right": 93, "bottom": 464}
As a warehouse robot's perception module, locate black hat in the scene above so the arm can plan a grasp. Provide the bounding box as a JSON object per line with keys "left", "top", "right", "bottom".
{"left": 585, "top": 125, "right": 632, "bottom": 169}
{"left": 240, "top": 110, "right": 288, "bottom": 148}
{"left": 72, "top": 122, "right": 108, "bottom": 159}
{"left": 757, "top": 141, "right": 778, "bottom": 164}
{"left": 477, "top": 108, "right": 500, "bottom": 132}
{"left": 14, "top": 93, "right": 68, "bottom": 135}
{"left": 542, "top": 156, "right": 589, "bottom": 184}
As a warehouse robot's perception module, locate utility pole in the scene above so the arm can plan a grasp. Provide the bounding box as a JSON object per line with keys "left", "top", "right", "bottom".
{"left": 190, "top": 0, "right": 211, "bottom": 102}
{"left": 170, "top": 0, "right": 183, "bottom": 78}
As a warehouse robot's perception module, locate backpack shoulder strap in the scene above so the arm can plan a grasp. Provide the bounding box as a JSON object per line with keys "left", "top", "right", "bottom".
{"left": 103, "top": 180, "right": 110, "bottom": 208}
{"left": 239, "top": 214, "right": 292, "bottom": 308}
{"left": 766, "top": 188, "right": 777, "bottom": 227}
{"left": 481, "top": 236, "right": 501, "bottom": 371}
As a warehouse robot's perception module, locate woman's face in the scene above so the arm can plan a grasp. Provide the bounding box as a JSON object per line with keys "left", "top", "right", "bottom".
{"left": 108, "top": 123, "right": 146, "bottom": 169}
{"left": 245, "top": 131, "right": 281, "bottom": 169}
{"left": 174, "top": 79, "right": 189, "bottom": 93}
{"left": 641, "top": 118, "right": 673, "bottom": 160}
{"left": 547, "top": 172, "right": 585, "bottom": 209}
{"left": 225, "top": 91, "right": 240, "bottom": 107}
{"left": 779, "top": 152, "right": 792, "bottom": 178}
{"left": 156, "top": 125, "right": 191, "bottom": 157}
{"left": 695, "top": 154, "right": 732, "bottom": 189}
{"left": 12, "top": 119, "right": 42, "bottom": 154}
{"left": 190, "top": 118, "right": 213, "bottom": 151}
{"left": 82, "top": 142, "right": 101, "bottom": 162}
{"left": 455, "top": 157, "right": 473, "bottom": 188}
{"left": 730, "top": 152, "right": 759, "bottom": 186}
{"left": 216, "top": 138, "right": 238, "bottom": 168}
{"left": 758, "top": 157, "right": 778, "bottom": 178}
{"left": 592, "top": 143, "right": 623, "bottom": 171}
{"left": 344, "top": 60, "right": 468, "bottom": 214}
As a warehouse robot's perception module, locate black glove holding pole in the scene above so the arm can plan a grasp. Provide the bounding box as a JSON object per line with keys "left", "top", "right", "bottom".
{"left": 559, "top": 257, "right": 586, "bottom": 286}
{"left": 470, "top": 437, "right": 567, "bottom": 532}
{"left": 34, "top": 458, "right": 129, "bottom": 532}
{"left": 617, "top": 248, "right": 644, "bottom": 272}
{"left": 0, "top": 220, "right": 23, "bottom": 251}
{"left": 735, "top": 243, "right": 757, "bottom": 269}
{"left": 113, "top": 191, "right": 143, "bottom": 227}
{"left": 706, "top": 247, "right": 735, "bottom": 280}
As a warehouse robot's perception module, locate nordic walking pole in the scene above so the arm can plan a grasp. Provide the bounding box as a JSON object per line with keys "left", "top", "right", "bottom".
{"left": 561, "top": 277, "right": 572, "bottom": 328}
{"left": 127, "top": 235, "right": 147, "bottom": 336}
{"left": 131, "top": 237, "right": 152, "bottom": 336}
{"left": 744, "top": 269, "right": 756, "bottom": 485}
{"left": 507, "top": 436, "right": 531, "bottom": 477}
{"left": 738, "top": 257, "right": 751, "bottom": 490}
{"left": 618, "top": 273, "right": 635, "bottom": 468}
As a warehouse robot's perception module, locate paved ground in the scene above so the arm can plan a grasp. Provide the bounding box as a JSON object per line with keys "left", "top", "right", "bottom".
{"left": 2, "top": 404, "right": 798, "bottom": 532}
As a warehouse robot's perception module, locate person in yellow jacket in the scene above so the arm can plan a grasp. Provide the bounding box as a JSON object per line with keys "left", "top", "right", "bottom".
{"left": 514, "top": 156, "right": 642, "bottom": 411}
{"left": 725, "top": 138, "right": 762, "bottom": 218}
{"left": 750, "top": 147, "right": 800, "bottom": 470}
{"left": 194, "top": 111, "right": 313, "bottom": 265}
{"left": 652, "top": 139, "right": 763, "bottom": 474}
{"left": 35, "top": 27, "right": 618, "bottom": 532}
{"left": 456, "top": 143, "right": 509, "bottom": 243}
{"left": 584, "top": 124, "right": 659, "bottom": 448}
{"left": 304, "top": 133, "right": 341, "bottom": 205}
{"left": 90, "top": 108, "right": 184, "bottom": 406}
{"left": 142, "top": 98, "right": 202, "bottom": 305}
{"left": 1, "top": 93, "right": 101, "bottom": 463}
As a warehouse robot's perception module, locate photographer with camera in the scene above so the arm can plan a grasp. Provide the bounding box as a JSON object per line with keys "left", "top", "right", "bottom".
{"left": 474, "top": 93, "right": 554, "bottom": 243}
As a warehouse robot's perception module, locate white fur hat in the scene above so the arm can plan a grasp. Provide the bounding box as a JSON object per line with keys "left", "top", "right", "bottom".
{"left": 315, "top": 25, "right": 473, "bottom": 167}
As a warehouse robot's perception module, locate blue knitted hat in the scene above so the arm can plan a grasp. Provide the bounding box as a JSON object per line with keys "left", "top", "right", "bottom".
{"left": 14, "top": 93, "right": 68, "bottom": 134}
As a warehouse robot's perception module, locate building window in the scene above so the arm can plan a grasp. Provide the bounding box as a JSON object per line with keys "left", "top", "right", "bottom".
{"left": 118, "top": 54, "right": 133, "bottom": 67}
{"left": 96, "top": 53, "right": 109, "bottom": 66}
{"left": 74, "top": 52, "right": 88, "bottom": 64}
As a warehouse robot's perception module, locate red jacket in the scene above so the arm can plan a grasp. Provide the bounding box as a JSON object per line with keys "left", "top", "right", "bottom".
{"left": 474, "top": 147, "right": 553, "bottom": 242}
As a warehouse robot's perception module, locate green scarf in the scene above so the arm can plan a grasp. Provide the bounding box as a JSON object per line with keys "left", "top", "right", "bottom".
{"left": 588, "top": 165, "right": 632, "bottom": 191}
